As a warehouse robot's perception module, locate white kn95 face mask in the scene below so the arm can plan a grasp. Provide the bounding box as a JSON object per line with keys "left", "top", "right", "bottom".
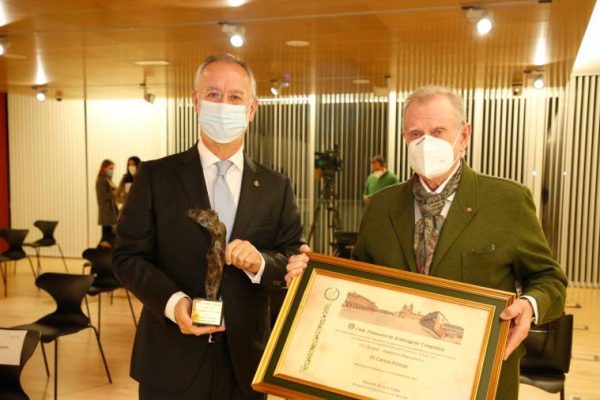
{"left": 198, "top": 100, "right": 249, "bottom": 144}
{"left": 407, "top": 131, "right": 461, "bottom": 179}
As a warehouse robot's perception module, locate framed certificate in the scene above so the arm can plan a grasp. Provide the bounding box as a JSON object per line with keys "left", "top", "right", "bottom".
{"left": 253, "top": 253, "right": 514, "bottom": 400}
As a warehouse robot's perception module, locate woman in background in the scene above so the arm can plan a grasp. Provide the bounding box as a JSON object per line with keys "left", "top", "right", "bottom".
{"left": 96, "top": 159, "right": 118, "bottom": 248}
{"left": 116, "top": 156, "right": 141, "bottom": 209}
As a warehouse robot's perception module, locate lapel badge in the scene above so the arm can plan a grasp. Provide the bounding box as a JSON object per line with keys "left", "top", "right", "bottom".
{"left": 466, "top": 207, "right": 473, "bottom": 213}
{"left": 253, "top": 180, "right": 260, "bottom": 188}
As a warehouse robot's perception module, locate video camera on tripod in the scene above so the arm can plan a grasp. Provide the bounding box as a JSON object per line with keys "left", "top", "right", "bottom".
{"left": 314, "top": 150, "right": 343, "bottom": 177}
{"left": 307, "top": 146, "right": 343, "bottom": 250}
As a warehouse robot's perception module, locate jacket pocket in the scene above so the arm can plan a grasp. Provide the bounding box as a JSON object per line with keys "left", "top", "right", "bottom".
{"left": 461, "top": 245, "right": 514, "bottom": 288}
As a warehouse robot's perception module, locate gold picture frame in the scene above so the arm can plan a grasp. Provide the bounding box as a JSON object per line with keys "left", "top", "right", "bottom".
{"left": 253, "top": 253, "right": 514, "bottom": 400}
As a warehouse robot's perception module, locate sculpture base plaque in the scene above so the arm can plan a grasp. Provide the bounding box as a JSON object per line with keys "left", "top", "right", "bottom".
{"left": 191, "top": 298, "right": 223, "bottom": 326}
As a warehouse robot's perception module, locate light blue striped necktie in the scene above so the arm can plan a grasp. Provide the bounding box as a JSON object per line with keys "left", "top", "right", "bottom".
{"left": 214, "top": 160, "right": 236, "bottom": 243}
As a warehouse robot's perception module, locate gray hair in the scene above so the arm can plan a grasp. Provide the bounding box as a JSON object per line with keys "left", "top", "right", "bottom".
{"left": 193, "top": 53, "right": 257, "bottom": 97}
{"left": 402, "top": 86, "right": 466, "bottom": 130}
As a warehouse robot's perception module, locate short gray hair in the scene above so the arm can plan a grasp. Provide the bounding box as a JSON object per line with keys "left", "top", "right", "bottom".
{"left": 402, "top": 86, "right": 466, "bottom": 130}
{"left": 193, "top": 53, "right": 257, "bottom": 97}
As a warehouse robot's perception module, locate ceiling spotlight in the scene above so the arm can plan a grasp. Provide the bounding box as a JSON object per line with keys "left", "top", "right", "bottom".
{"left": 511, "top": 82, "right": 523, "bottom": 96}
{"left": 221, "top": 23, "right": 246, "bottom": 48}
{"left": 532, "top": 75, "right": 545, "bottom": 90}
{"left": 144, "top": 92, "right": 156, "bottom": 104}
{"left": 140, "top": 78, "right": 155, "bottom": 104}
{"left": 270, "top": 79, "right": 290, "bottom": 96}
{"left": 476, "top": 17, "right": 493, "bottom": 36}
{"left": 464, "top": 7, "right": 494, "bottom": 36}
{"left": 32, "top": 85, "right": 47, "bottom": 102}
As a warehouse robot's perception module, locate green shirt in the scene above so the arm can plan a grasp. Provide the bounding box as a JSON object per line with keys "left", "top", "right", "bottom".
{"left": 363, "top": 170, "right": 399, "bottom": 197}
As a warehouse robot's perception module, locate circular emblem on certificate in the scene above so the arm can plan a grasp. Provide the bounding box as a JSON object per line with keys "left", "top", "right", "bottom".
{"left": 324, "top": 287, "right": 339, "bottom": 301}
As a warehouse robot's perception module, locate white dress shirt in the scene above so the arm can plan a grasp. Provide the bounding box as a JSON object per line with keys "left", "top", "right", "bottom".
{"left": 413, "top": 164, "right": 539, "bottom": 323}
{"left": 164, "top": 139, "right": 266, "bottom": 323}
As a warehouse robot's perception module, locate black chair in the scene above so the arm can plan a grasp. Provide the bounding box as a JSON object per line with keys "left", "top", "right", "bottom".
{"left": 0, "top": 229, "right": 36, "bottom": 297}
{"left": 24, "top": 221, "right": 69, "bottom": 274}
{"left": 520, "top": 314, "right": 574, "bottom": 400}
{"left": 0, "top": 329, "right": 41, "bottom": 400}
{"left": 82, "top": 248, "right": 137, "bottom": 337}
{"left": 13, "top": 273, "right": 112, "bottom": 400}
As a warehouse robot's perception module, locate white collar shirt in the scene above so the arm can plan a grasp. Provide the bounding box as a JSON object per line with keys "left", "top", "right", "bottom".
{"left": 197, "top": 139, "right": 244, "bottom": 208}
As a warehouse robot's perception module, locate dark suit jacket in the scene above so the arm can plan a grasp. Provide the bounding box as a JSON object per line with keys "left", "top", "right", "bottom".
{"left": 112, "top": 145, "right": 303, "bottom": 395}
{"left": 353, "top": 163, "right": 567, "bottom": 400}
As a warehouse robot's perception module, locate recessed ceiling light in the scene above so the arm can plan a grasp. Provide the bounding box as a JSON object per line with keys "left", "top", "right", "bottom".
{"left": 227, "top": 0, "right": 246, "bottom": 6}
{"left": 353, "top": 79, "right": 370, "bottom": 84}
{"left": 285, "top": 40, "right": 310, "bottom": 47}
{"left": 134, "top": 60, "right": 170, "bottom": 66}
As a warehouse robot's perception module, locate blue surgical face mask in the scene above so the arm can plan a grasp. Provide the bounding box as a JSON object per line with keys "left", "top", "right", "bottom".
{"left": 198, "top": 100, "right": 249, "bottom": 144}
{"left": 107, "top": 170, "right": 114, "bottom": 178}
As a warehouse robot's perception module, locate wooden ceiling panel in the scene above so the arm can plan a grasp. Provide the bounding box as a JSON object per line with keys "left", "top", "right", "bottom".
{"left": 0, "top": 0, "right": 596, "bottom": 98}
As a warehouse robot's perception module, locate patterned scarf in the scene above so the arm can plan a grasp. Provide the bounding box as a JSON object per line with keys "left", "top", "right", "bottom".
{"left": 412, "top": 165, "right": 463, "bottom": 275}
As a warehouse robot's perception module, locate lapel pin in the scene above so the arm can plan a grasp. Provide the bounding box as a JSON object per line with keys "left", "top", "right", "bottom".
{"left": 253, "top": 180, "right": 260, "bottom": 188}
{"left": 466, "top": 207, "right": 473, "bottom": 213}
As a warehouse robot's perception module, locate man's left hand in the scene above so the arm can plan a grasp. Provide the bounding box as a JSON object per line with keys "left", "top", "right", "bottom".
{"left": 225, "top": 239, "right": 262, "bottom": 273}
{"left": 500, "top": 298, "right": 534, "bottom": 360}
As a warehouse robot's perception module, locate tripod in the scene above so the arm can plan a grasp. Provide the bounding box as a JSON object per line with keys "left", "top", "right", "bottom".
{"left": 307, "top": 170, "right": 340, "bottom": 253}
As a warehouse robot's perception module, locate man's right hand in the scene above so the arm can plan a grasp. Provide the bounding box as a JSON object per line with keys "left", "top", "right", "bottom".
{"left": 174, "top": 297, "right": 225, "bottom": 336}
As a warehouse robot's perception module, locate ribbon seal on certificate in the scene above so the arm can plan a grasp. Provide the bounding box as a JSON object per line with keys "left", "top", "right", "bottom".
{"left": 187, "top": 208, "right": 226, "bottom": 326}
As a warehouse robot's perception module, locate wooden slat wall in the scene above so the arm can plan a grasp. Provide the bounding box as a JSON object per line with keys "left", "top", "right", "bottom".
{"left": 550, "top": 75, "right": 600, "bottom": 286}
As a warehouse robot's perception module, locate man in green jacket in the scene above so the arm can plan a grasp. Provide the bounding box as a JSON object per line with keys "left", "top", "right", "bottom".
{"left": 363, "top": 154, "right": 398, "bottom": 204}
{"left": 286, "top": 85, "right": 567, "bottom": 400}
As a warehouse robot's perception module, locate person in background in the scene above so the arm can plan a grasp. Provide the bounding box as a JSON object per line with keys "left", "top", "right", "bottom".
{"left": 116, "top": 156, "right": 141, "bottom": 209}
{"left": 96, "top": 159, "right": 118, "bottom": 248}
{"left": 363, "top": 154, "right": 398, "bottom": 204}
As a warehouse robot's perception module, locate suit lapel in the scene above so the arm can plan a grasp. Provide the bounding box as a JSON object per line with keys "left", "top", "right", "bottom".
{"left": 430, "top": 164, "right": 479, "bottom": 274}
{"left": 230, "top": 154, "right": 263, "bottom": 240}
{"left": 389, "top": 182, "right": 418, "bottom": 272}
{"left": 175, "top": 145, "right": 211, "bottom": 210}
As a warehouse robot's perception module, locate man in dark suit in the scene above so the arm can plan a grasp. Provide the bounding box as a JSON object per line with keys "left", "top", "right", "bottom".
{"left": 113, "top": 54, "right": 303, "bottom": 399}
{"left": 286, "top": 86, "right": 567, "bottom": 399}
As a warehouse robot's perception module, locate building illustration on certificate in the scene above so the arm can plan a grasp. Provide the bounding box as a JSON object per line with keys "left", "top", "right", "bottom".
{"left": 339, "top": 292, "right": 464, "bottom": 344}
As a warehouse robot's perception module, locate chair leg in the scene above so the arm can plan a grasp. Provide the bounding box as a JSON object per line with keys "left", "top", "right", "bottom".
{"left": 560, "top": 388, "right": 564, "bottom": 400}
{"left": 54, "top": 340, "right": 58, "bottom": 400}
{"left": 34, "top": 248, "right": 42, "bottom": 276}
{"left": 98, "top": 293, "right": 102, "bottom": 338}
{"left": 40, "top": 342, "right": 50, "bottom": 377}
{"left": 26, "top": 256, "right": 37, "bottom": 279}
{"left": 90, "top": 326, "right": 112, "bottom": 383}
{"left": 56, "top": 243, "right": 69, "bottom": 272}
{"left": 84, "top": 294, "right": 92, "bottom": 320}
{"left": 125, "top": 289, "right": 138, "bottom": 327}
{"left": 110, "top": 291, "right": 114, "bottom": 305}
{"left": 0, "top": 262, "right": 7, "bottom": 297}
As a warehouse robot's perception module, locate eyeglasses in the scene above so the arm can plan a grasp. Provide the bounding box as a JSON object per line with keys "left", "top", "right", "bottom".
{"left": 198, "top": 90, "right": 249, "bottom": 105}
